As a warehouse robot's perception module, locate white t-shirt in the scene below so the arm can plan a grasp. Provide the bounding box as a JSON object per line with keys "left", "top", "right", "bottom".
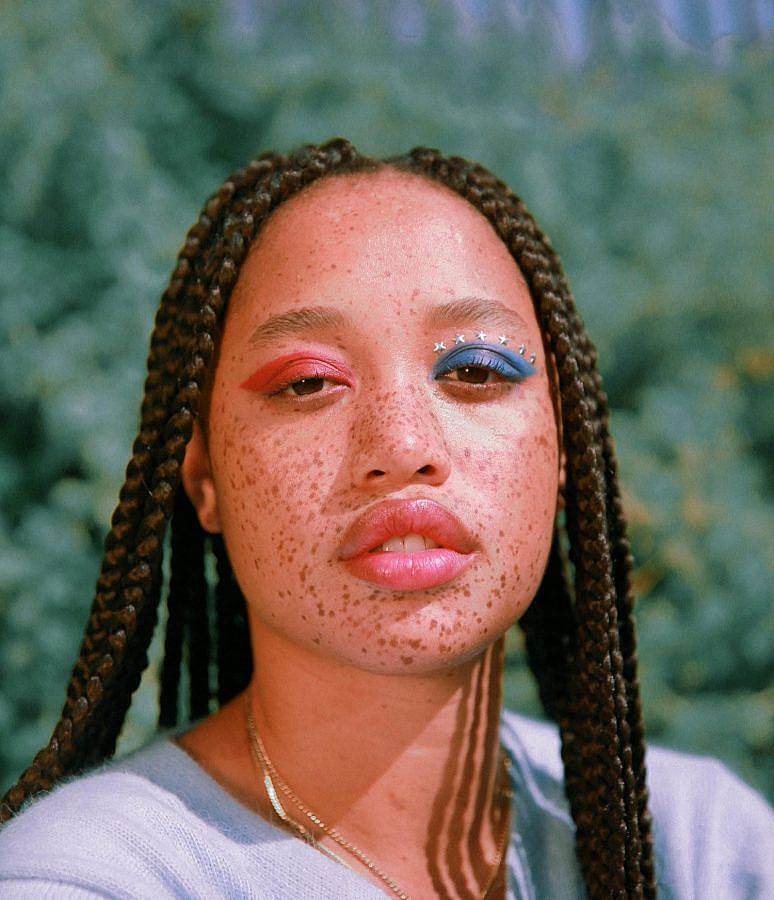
{"left": 0, "top": 707, "right": 771, "bottom": 898}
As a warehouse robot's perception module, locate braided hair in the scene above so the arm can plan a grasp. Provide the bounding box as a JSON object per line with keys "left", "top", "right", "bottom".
{"left": 0, "top": 138, "right": 656, "bottom": 898}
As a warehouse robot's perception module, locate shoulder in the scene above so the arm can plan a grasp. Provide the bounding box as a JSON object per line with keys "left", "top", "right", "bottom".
{"left": 0, "top": 742, "right": 189, "bottom": 896}
{"left": 500, "top": 707, "right": 774, "bottom": 898}
{"left": 0, "top": 736, "right": 387, "bottom": 900}
{"left": 644, "top": 743, "right": 774, "bottom": 898}
{"left": 0, "top": 737, "right": 239, "bottom": 897}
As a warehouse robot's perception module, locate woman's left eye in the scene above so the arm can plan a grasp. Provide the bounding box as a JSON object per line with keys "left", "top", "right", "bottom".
{"left": 433, "top": 348, "right": 535, "bottom": 396}
{"left": 438, "top": 364, "right": 508, "bottom": 385}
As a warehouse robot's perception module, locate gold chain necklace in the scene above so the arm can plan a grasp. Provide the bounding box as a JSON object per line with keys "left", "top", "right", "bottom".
{"left": 244, "top": 691, "right": 514, "bottom": 899}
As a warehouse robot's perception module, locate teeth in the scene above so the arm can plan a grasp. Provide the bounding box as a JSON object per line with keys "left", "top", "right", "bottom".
{"left": 370, "top": 532, "right": 441, "bottom": 553}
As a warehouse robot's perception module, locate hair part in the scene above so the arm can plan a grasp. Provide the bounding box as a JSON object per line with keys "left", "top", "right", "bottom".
{"left": 1, "top": 138, "right": 656, "bottom": 898}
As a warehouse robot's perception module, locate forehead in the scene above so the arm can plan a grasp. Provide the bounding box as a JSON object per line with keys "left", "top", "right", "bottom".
{"left": 259, "top": 166, "right": 488, "bottom": 239}
{"left": 228, "top": 167, "right": 536, "bottom": 337}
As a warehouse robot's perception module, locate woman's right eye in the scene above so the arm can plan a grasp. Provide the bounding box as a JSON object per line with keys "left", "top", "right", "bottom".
{"left": 265, "top": 371, "right": 350, "bottom": 411}
{"left": 267, "top": 376, "right": 336, "bottom": 399}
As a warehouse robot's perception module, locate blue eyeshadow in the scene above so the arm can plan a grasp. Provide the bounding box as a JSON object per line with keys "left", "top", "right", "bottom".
{"left": 431, "top": 341, "right": 537, "bottom": 382}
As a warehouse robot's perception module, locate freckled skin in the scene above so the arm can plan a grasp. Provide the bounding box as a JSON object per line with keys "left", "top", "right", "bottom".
{"left": 178, "top": 169, "right": 565, "bottom": 898}
{"left": 193, "top": 172, "right": 560, "bottom": 673}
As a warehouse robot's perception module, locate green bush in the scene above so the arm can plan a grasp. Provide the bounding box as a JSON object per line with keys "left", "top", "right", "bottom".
{"left": 1, "top": 1, "right": 771, "bottom": 800}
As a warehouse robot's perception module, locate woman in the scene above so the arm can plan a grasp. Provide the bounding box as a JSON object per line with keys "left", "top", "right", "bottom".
{"left": 0, "top": 138, "right": 771, "bottom": 899}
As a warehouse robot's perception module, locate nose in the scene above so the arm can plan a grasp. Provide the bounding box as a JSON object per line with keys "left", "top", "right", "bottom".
{"left": 350, "top": 387, "right": 452, "bottom": 492}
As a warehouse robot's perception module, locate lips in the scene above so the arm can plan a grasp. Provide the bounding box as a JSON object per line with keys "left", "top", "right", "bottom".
{"left": 337, "top": 499, "right": 479, "bottom": 590}
{"left": 338, "top": 497, "right": 478, "bottom": 562}
{"left": 343, "top": 546, "right": 478, "bottom": 591}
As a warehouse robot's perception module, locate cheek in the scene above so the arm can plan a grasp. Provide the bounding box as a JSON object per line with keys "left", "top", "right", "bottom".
{"left": 212, "top": 415, "right": 341, "bottom": 576}
{"left": 510, "top": 427, "right": 558, "bottom": 590}
{"left": 466, "top": 396, "right": 558, "bottom": 597}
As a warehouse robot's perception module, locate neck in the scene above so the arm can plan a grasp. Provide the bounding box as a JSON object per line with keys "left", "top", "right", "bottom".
{"left": 246, "top": 623, "right": 508, "bottom": 897}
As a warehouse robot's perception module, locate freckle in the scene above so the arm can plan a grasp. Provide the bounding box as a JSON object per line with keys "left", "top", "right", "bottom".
{"left": 328, "top": 610, "right": 334, "bottom": 617}
{"left": 378, "top": 637, "right": 386, "bottom": 646}
{"left": 429, "top": 619, "right": 438, "bottom": 630}
{"left": 313, "top": 637, "right": 320, "bottom": 644}
{"left": 400, "top": 655, "right": 413, "bottom": 665}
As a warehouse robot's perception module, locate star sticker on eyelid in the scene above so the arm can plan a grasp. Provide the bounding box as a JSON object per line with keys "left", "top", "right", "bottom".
{"left": 433, "top": 341, "right": 447, "bottom": 352}
{"left": 498, "top": 334, "right": 508, "bottom": 345}
{"left": 475, "top": 330, "right": 486, "bottom": 340}
{"left": 454, "top": 334, "right": 466, "bottom": 344}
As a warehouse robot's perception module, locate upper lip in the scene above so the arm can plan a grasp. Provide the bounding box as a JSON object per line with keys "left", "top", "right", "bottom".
{"left": 338, "top": 498, "right": 478, "bottom": 560}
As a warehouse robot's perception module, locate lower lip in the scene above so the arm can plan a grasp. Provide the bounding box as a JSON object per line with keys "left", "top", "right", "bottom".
{"left": 342, "top": 548, "right": 477, "bottom": 590}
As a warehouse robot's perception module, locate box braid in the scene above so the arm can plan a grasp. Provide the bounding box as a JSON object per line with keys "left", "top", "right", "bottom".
{"left": 0, "top": 137, "right": 656, "bottom": 897}
{"left": 383, "top": 149, "right": 656, "bottom": 897}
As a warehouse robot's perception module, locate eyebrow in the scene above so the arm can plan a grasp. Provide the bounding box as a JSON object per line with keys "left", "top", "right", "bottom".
{"left": 247, "top": 296, "right": 530, "bottom": 349}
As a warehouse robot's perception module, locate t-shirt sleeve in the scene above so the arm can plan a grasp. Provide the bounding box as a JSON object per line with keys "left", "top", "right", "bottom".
{"left": 699, "top": 759, "right": 774, "bottom": 899}
{"left": 0, "top": 878, "right": 109, "bottom": 898}
{"left": 648, "top": 749, "right": 774, "bottom": 899}
{"left": 0, "top": 772, "right": 204, "bottom": 899}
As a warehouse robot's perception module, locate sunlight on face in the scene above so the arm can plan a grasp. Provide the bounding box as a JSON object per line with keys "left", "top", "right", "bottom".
{"left": 205, "top": 168, "right": 560, "bottom": 674}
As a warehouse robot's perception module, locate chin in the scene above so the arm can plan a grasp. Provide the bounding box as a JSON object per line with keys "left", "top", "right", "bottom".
{"left": 324, "top": 628, "right": 508, "bottom": 676}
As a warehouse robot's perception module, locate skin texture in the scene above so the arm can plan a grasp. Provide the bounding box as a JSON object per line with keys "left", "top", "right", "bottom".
{"left": 179, "top": 168, "right": 565, "bottom": 899}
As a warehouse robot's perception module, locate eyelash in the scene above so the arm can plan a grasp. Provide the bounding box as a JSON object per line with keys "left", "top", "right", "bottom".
{"left": 265, "top": 355, "right": 528, "bottom": 406}
{"left": 433, "top": 350, "right": 530, "bottom": 386}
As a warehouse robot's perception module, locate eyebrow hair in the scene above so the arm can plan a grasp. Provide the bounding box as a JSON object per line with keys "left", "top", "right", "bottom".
{"left": 247, "top": 296, "right": 530, "bottom": 349}
{"left": 425, "top": 296, "right": 529, "bottom": 333}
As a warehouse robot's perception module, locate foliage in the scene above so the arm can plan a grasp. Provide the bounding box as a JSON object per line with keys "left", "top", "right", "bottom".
{"left": 0, "top": 1, "right": 771, "bottom": 800}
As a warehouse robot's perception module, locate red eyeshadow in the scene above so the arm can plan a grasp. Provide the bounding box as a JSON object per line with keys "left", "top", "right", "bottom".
{"left": 239, "top": 352, "right": 351, "bottom": 392}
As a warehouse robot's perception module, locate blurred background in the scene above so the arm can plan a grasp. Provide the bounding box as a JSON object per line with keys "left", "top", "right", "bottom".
{"left": 0, "top": 0, "right": 772, "bottom": 802}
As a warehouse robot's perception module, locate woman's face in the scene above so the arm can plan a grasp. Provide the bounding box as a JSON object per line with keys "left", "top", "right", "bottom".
{"left": 185, "top": 167, "right": 562, "bottom": 674}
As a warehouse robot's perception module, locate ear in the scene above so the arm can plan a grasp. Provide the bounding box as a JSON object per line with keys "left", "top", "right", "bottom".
{"left": 181, "top": 417, "right": 222, "bottom": 534}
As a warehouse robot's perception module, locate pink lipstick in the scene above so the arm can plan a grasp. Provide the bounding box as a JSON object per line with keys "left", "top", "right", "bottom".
{"left": 338, "top": 498, "right": 479, "bottom": 591}
{"left": 343, "top": 546, "right": 477, "bottom": 590}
